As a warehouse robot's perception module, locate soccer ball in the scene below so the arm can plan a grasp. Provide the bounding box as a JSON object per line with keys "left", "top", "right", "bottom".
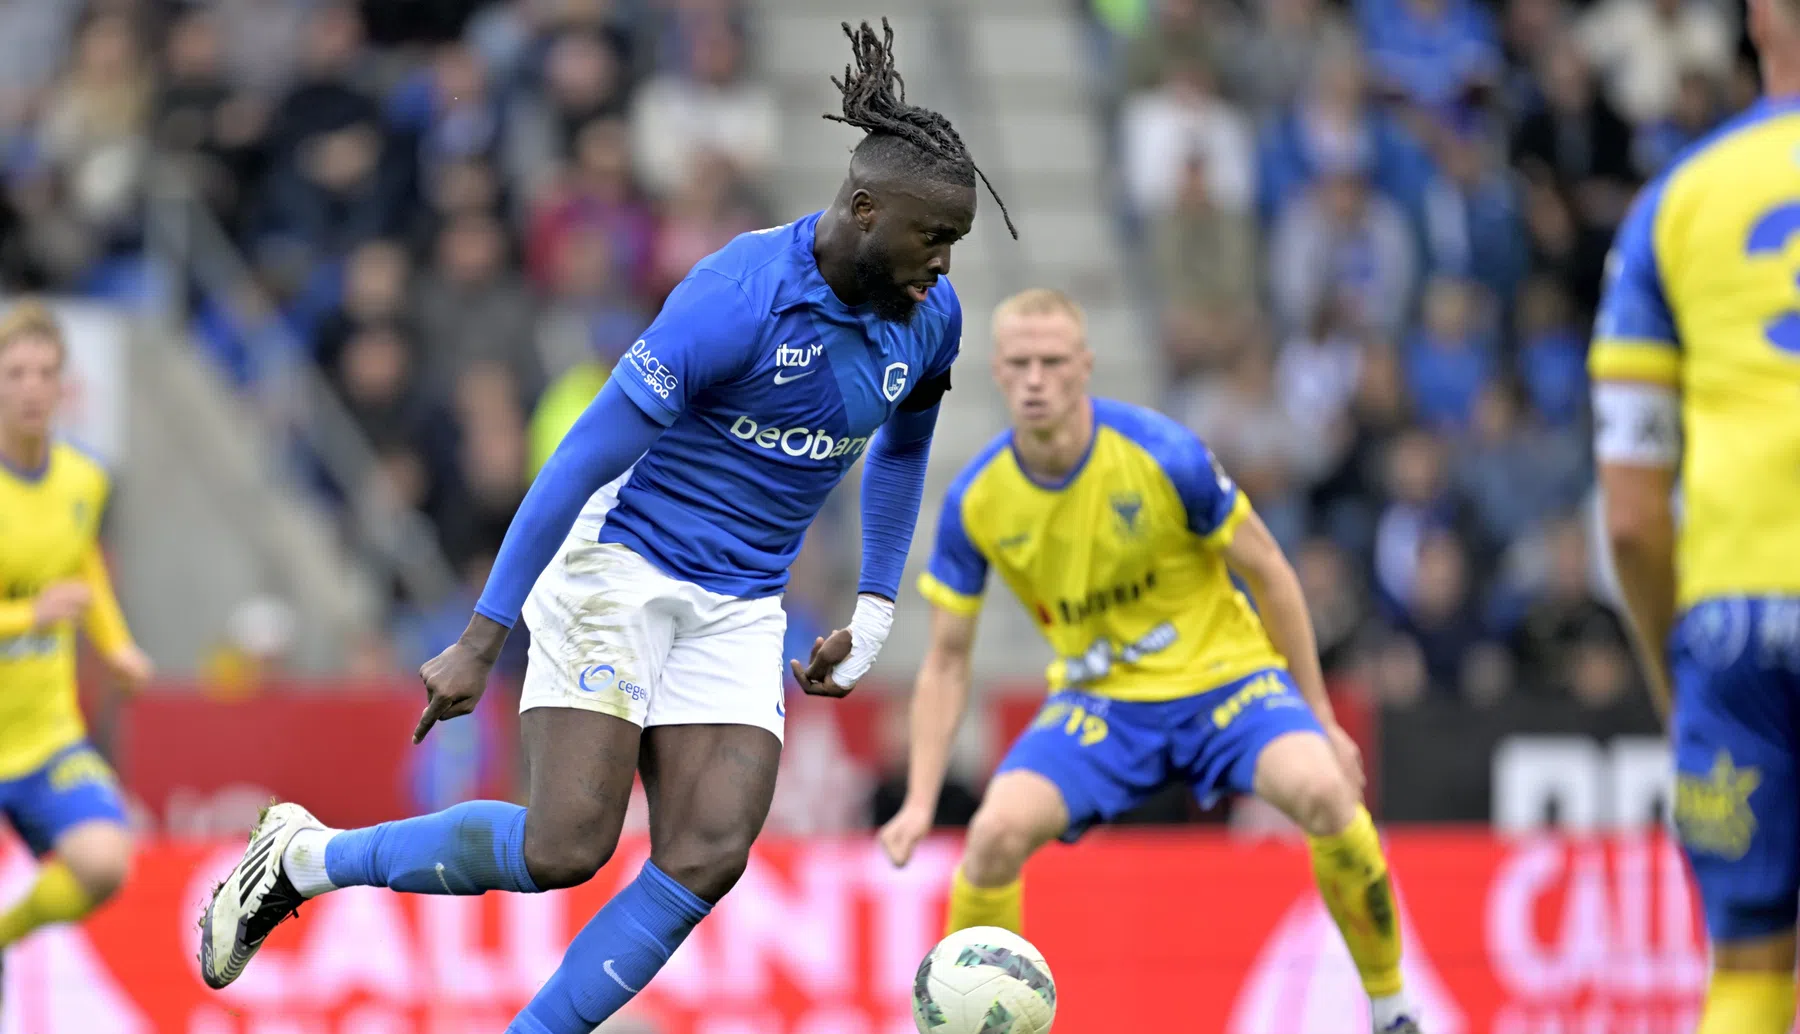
{"left": 912, "top": 926, "right": 1057, "bottom": 1034}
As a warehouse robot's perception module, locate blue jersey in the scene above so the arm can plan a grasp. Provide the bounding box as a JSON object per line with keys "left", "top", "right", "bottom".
{"left": 584, "top": 212, "right": 962, "bottom": 597}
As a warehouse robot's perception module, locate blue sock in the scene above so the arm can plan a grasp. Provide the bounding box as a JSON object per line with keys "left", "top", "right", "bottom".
{"left": 506, "top": 860, "right": 710, "bottom": 1034}
{"left": 324, "top": 800, "right": 540, "bottom": 894}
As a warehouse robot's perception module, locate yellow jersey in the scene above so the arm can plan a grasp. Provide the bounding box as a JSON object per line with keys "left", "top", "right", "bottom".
{"left": 0, "top": 443, "right": 133, "bottom": 779}
{"left": 917, "top": 397, "right": 1286, "bottom": 702}
{"left": 1590, "top": 98, "right": 1800, "bottom": 607}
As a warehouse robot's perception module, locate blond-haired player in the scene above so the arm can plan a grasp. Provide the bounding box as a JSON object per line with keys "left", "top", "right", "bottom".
{"left": 879, "top": 289, "right": 1421, "bottom": 1033}
{"left": 0, "top": 300, "right": 151, "bottom": 990}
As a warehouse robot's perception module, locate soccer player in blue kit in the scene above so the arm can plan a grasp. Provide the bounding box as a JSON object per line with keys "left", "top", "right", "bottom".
{"left": 197, "top": 21, "right": 1015, "bottom": 1033}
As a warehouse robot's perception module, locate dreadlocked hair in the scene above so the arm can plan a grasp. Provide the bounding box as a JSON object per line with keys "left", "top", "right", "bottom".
{"left": 823, "top": 18, "right": 1017, "bottom": 240}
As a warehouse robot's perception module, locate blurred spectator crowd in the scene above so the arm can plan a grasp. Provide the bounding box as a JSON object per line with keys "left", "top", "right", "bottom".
{"left": 0, "top": 0, "right": 798, "bottom": 664}
{"left": 1087, "top": 0, "right": 1746, "bottom": 715}
{"left": 0, "top": 0, "right": 1732, "bottom": 723}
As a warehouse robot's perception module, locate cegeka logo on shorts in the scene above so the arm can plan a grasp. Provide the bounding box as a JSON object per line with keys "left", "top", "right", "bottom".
{"left": 579, "top": 663, "right": 646, "bottom": 701}
{"left": 729, "top": 415, "right": 870, "bottom": 461}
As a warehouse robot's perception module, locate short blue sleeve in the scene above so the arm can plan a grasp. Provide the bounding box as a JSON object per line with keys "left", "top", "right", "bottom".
{"left": 1163, "top": 433, "right": 1241, "bottom": 539}
{"left": 917, "top": 471, "right": 988, "bottom": 616}
{"left": 613, "top": 269, "right": 761, "bottom": 425}
{"left": 1097, "top": 401, "right": 1243, "bottom": 540}
{"left": 1594, "top": 179, "right": 1676, "bottom": 348}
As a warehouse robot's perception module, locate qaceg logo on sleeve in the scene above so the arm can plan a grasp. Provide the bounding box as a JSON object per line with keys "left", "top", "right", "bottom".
{"left": 627, "top": 339, "right": 678, "bottom": 399}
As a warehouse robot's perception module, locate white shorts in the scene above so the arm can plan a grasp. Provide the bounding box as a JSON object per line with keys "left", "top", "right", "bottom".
{"left": 519, "top": 536, "right": 788, "bottom": 742}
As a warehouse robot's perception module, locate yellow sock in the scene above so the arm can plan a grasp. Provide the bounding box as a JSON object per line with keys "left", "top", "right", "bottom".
{"left": 1307, "top": 806, "right": 1404, "bottom": 998}
{"left": 0, "top": 860, "right": 95, "bottom": 948}
{"left": 1697, "top": 971, "right": 1797, "bottom": 1034}
{"left": 946, "top": 866, "right": 1024, "bottom": 936}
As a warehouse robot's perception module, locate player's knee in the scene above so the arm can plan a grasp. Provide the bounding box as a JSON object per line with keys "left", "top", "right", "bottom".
{"left": 523, "top": 827, "right": 619, "bottom": 891}
{"left": 1280, "top": 765, "right": 1361, "bottom": 838}
{"left": 964, "top": 807, "right": 1042, "bottom": 882}
{"left": 651, "top": 827, "right": 757, "bottom": 904}
{"left": 55, "top": 822, "right": 133, "bottom": 904}
{"left": 1256, "top": 733, "right": 1362, "bottom": 837}
{"left": 66, "top": 845, "right": 132, "bottom": 904}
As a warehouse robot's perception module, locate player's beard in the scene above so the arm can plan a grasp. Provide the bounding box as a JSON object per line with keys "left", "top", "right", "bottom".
{"left": 854, "top": 238, "right": 919, "bottom": 324}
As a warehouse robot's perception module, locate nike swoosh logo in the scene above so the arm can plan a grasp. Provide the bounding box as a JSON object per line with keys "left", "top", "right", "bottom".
{"left": 604, "top": 958, "right": 642, "bottom": 994}
{"left": 773, "top": 368, "right": 818, "bottom": 385}
{"left": 435, "top": 862, "right": 452, "bottom": 894}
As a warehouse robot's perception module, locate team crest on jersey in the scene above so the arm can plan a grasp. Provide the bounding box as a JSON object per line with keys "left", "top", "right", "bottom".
{"left": 1110, "top": 492, "right": 1144, "bottom": 539}
{"left": 882, "top": 362, "right": 909, "bottom": 402}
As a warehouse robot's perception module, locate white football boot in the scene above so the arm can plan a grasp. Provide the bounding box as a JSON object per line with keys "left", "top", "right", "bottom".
{"left": 197, "top": 802, "right": 322, "bottom": 989}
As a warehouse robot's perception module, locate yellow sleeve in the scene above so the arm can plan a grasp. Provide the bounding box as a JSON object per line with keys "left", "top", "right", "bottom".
{"left": 1201, "top": 492, "right": 1252, "bottom": 550}
{"left": 79, "top": 544, "right": 133, "bottom": 655}
{"left": 915, "top": 467, "right": 991, "bottom": 617}
{"left": 0, "top": 600, "right": 35, "bottom": 638}
{"left": 918, "top": 571, "right": 984, "bottom": 617}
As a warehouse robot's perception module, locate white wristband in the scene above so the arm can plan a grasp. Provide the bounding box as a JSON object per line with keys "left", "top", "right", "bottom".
{"left": 831, "top": 593, "right": 895, "bottom": 687}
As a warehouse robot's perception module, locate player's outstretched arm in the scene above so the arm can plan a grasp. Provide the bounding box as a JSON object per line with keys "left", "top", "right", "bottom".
{"left": 1221, "top": 505, "right": 1363, "bottom": 790}
{"left": 792, "top": 398, "right": 944, "bottom": 697}
{"left": 414, "top": 378, "right": 667, "bottom": 742}
{"left": 79, "top": 543, "right": 153, "bottom": 686}
{"left": 879, "top": 604, "right": 979, "bottom": 867}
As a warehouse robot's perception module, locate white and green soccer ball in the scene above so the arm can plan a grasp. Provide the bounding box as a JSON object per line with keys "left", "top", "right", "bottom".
{"left": 912, "top": 926, "right": 1057, "bottom": 1034}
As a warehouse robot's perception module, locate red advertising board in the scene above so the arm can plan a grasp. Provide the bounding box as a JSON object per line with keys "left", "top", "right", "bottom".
{"left": 111, "top": 681, "right": 1380, "bottom": 841}
{"left": 1, "top": 829, "right": 1717, "bottom": 1034}
{"left": 114, "top": 686, "right": 441, "bottom": 834}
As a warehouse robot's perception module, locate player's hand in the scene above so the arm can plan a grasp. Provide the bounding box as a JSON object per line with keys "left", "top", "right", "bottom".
{"left": 32, "top": 581, "right": 92, "bottom": 629}
{"left": 789, "top": 628, "right": 855, "bottom": 698}
{"left": 415, "top": 640, "right": 494, "bottom": 744}
{"left": 1327, "top": 722, "right": 1366, "bottom": 794}
{"left": 878, "top": 801, "right": 934, "bottom": 868}
{"left": 102, "top": 644, "right": 155, "bottom": 687}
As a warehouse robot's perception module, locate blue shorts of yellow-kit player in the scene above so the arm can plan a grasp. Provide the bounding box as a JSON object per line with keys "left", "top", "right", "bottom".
{"left": 995, "top": 668, "right": 1325, "bottom": 843}
{"left": 0, "top": 741, "right": 128, "bottom": 857}
{"left": 1670, "top": 597, "right": 1800, "bottom": 943}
